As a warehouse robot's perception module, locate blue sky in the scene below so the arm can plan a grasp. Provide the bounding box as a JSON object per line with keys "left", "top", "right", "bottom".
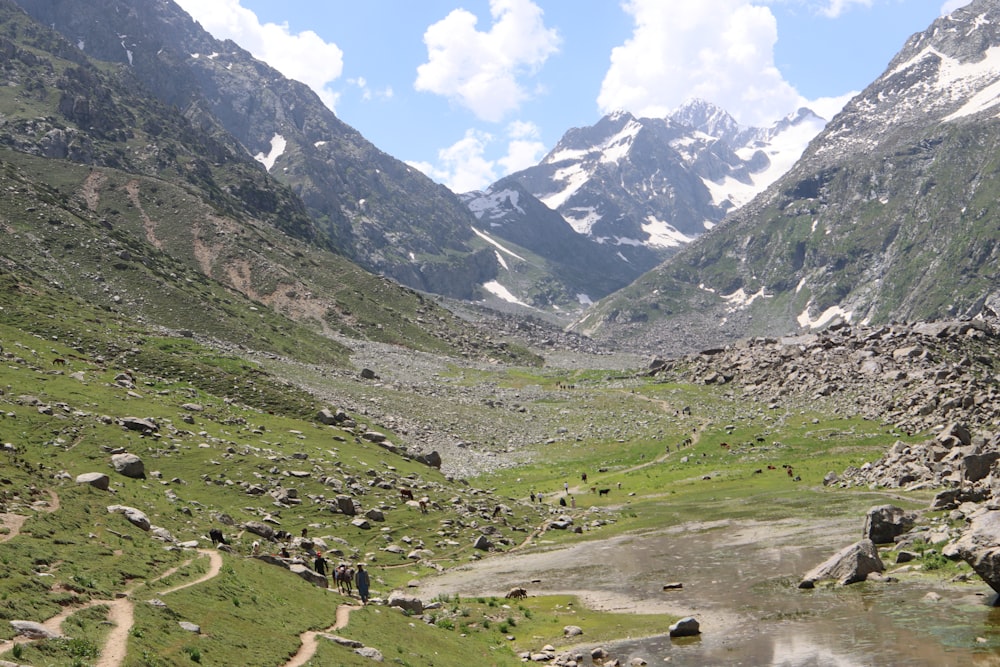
{"left": 174, "top": 0, "right": 970, "bottom": 193}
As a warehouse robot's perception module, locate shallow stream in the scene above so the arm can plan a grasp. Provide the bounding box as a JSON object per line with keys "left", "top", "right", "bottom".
{"left": 418, "top": 517, "right": 1000, "bottom": 666}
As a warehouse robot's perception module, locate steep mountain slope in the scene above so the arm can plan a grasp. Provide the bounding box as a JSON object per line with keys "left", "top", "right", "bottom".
{"left": 469, "top": 102, "right": 823, "bottom": 308}
{"left": 461, "top": 179, "right": 641, "bottom": 310}
{"left": 0, "top": 0, "right": 534, "bottom": 366}
{"left": 576, "top": 0, "right": 1000, "bottom": 355}
{"left": 14, "top": 0, "right": 500, "bottom": 299}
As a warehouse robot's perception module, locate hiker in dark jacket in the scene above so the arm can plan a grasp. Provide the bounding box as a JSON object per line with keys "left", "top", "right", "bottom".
{"left": 355, "top": 563, "right": 371, "bottom": 604}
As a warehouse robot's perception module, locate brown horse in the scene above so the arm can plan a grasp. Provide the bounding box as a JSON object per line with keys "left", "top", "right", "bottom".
{"left": 334, "top": 565, "right": 355, "bottom": 595}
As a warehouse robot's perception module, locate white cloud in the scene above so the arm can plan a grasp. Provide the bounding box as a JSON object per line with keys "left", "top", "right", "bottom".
{"left": 409, "top": 123, "right": 547, "bottom": 193}
{"left": 598, "top": 0, "right": 801, "bottom": 127}
{"left": 817, "top": 0, "right": 872, "bottom": 19}
{"left": 174, "top": 0, "right": 344, "bottom": 110}
{"left": 940, "top": 0, "right": 974, "bottom": 13}
{"left": 415, "top": 0, "right": 560, "bottom": 122}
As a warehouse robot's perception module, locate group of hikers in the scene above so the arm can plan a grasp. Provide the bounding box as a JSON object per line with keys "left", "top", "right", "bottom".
{"left": 311, "top": 552, "right": 371, "bottom": 604}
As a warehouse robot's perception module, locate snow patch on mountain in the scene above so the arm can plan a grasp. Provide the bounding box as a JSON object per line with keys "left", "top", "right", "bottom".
{"left": 539, "top": 162, "right": 589, "bottom": 211}
{"left": 483, "top": 280, "right": 531, "bottom": 307}
{"left": 471, "top": 227, "right": 526, "bottom": 262}
{"left": 254, "top": 133, "right": 286, "bottom": 172}
{"left": 798, "top": 301, "right": 853, "bottom": 329}
{"left": 465, "top": 188, "right": 525, "bottom": 221}
{"left": 642, "top": 216, "right": 695, "bottom": 248}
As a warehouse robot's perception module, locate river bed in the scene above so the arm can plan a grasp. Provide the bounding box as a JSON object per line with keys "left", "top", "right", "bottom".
{"left": 417, "top": 517, "right": 1000, "bottom": 666}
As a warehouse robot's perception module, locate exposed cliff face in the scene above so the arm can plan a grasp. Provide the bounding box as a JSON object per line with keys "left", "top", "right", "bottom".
{"left": 576, "top": 0, "right": 1000, "bottom": 355}
{"left": 15, "top": 0, "right": 498, "bottom": 298}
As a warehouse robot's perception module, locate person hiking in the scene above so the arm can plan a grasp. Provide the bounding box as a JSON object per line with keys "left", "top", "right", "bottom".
{"left": 355, "top": 563, "right": 371, "bottom": 605}
{"left": 313, "top": 552, "right": 328, "bottom": 576}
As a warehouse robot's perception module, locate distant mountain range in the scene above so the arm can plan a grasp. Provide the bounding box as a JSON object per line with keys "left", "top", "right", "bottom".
{"left": 575, "top": 0, "right": 1000, "bottom": 354}
{"left": 6, "top": 0, "right": 1000, "bottom": 357}
{"left": 465, "top": 101, "right": 825, "bottom": 309}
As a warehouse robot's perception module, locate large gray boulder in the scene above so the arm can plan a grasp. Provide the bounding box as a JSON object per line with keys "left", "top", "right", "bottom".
{"left": 107, "top": 505, "right": 151, "bottom": 531}
{"left": 863, "top": 505, "right": 917, "bottom": 544}
{"left": 11, "top": 619, "right": 61, "bottom": 639}
{"left": 243, "top": 521, "right": 275, "bottom": 541}
{"left": 799, "top": 539, "right": 884, "bottom": 588}
{"left": 387, "top": 592, "right": 424, "bottom": 614}
{"left": 953, "top": 509, "right": 1000, "bottom": 594}
{"left": 110, "top": 453, "right": 145, "bottom": 479}
{"left": 75, "top": 472, "right": 110, "bottom": 490}
{"left": 289, "top": 564, "right": 329, "bottom": 589}
{"left": 336, "top": 495, "right": 357, "bottom": 516}
{"left": 669, "top": 617, "right": 701, "bottom": 637}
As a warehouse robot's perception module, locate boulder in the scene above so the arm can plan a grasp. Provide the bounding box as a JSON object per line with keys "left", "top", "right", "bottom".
{"left": 289, "top": 564, "right": 329, "bottom": 588}
{"left": 179, "top": 621, "right": 201, "bottom": 633}
{"left": 351, "top": 518, "right": 371, "bottom": 530}
{"left": 110, "top": 453, "right": 145, "bottom": 479}
{"left": 107, "top": 505, "right": 151, "bottom": 531}
{"left": 952, "top": 510, "right": 1000, "bottom": 594}
{"left": 388, "top": 592, "right": 424, "bottom": 614}
{"left": 669, "top": 616, "right": 700, "bottom": 637}
{"left": 120, "top": 416, "right": 158, "bottom": 433}
{"left": 472, "top": 535, "right": 492, "bottom": 551}
{"left": 336, "top": 495, "right": 357, "bottom": 516}
{"left": 75, "top": 472, "right": 110, "bottom": 490}
{"left": 863, "top": 505, "right": 917, "bottom": 544}
{"left": 243, "top": 521, "right": 275, "bottom": 541}
{"left": 563, "top": 625, "right": 583, "bottom": 637}
{"left": 800, "top": 539, "right": 883, "bottom": 588}
{"left": 963, "top": 452, "right": 1000, "bottom": 483}
{"left": 355, "top": 646, "right": 384, "bottom": 661}
{"left": 415, "top": 451, "right": 442, "bottom": 468}
{"left": 365, "top": 509, "right": 385, "bottom": 522}
{"left": 11, "top": 619, "right": 60, "bottom": 639}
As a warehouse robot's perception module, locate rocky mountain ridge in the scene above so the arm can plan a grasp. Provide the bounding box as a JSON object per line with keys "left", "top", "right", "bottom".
{"left": 14, "top": 0, "right": 503, "bottom": 299}
{"left": 577, "top": 0, "right": 1000, "bottom": 353}
{"left": 465, "top": 101, "right": 824, "bottom": 308}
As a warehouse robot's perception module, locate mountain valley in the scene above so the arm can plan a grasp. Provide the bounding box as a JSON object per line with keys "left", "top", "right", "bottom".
{"left": 2, "top": 1, "right": 1000, "bottom": 666}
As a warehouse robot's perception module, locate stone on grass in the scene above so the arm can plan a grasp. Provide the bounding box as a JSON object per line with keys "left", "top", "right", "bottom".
{"left": 669, "top": 616, "right": 701, "bottom": 637}
{"left": 799, "top": 539, "right": 883, "bottom": 588}
{"left": 76, "top": 472, "right": 110, "bottom": 490}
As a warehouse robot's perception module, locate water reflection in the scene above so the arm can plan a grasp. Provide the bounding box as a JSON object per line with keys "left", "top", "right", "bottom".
{"left": 420, "top": 517, "right": 1000, "bottom": 666}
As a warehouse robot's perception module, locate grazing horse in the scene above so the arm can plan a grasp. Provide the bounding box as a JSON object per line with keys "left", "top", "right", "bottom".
{"left": 505, "top": 587, "right": 527, "bottom": 600}
{"left": 598, "top": 488, "right": 610, "bottom": 496}
{"left": 209, "top": 527, "right": 227, "bottom": 545}
{"left": 335, "top": 565, "right": 355, "bottom": 595}
{"left": 399, "top": 488, "right": 414, "bottom": 501}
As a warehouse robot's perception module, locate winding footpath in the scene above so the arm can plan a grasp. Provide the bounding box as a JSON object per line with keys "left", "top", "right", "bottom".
{"left": 0, "top": 510, "right": 224, "bottom": 667}
{"left": 282, "top": 604, "right": 359, "bottom": 667}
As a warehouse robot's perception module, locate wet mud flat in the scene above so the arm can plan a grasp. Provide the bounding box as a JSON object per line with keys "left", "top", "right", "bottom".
{"left": 418, "top": 517, "right": 1000, "bottom": 666}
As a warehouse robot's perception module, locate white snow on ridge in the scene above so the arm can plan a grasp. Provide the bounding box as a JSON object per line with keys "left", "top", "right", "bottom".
{"left": 466, "top": 188, "right": 524, "bottom": 220}
{"left": 471, "top": 227, "right": 526, "bottom": 262}
{"left": 884, "top": 44, "right": 1000, "bottom": 122}
{"left": 539, "top": 162, "right": 590, "bottom": 211}
{"left": 704, "top": 114, "right": 824, "bottom": 210}
{"left": 642, "top": 215, "right": 694, "bottom": 248}
{"left": 599, "top": 120, "right": 643, "bottom": 164}
{"left": 562, "top": 206, "right": 601, "bottom": 235}
{"left": 254, "top": 133, "right": 286, "bottom": 172}
{"left": 483, "top": 280, "right": 531, "bottom": 307}
{"left": 494, "top": 250, "right": 509, "bottom": 271}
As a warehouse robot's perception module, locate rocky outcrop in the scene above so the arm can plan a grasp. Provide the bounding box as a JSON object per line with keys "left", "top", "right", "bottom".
{"left": 387, "top": 592, "right": 424, "bottom": 614}
{"left": 951, "top": 510, "right": 1000, "bottom": 594}
{"left": 863, "top": 505, "right": 918, "bottom": 545}
{"left": 799, "top": 539, "right": 884, "bottom": 588}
